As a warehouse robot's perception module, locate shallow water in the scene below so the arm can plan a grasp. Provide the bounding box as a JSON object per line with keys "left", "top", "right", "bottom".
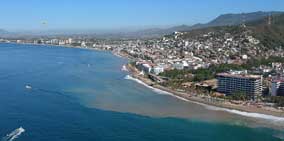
{"left": 0, "top": 43, "right": 283, "bottom": 141}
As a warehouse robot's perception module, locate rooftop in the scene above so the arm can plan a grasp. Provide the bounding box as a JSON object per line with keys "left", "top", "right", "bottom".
{"left": 217, "top": 73, "right": 262, "bottom": 79}
{"left": 272, "top": 77, "right": 284, "bottom": 83}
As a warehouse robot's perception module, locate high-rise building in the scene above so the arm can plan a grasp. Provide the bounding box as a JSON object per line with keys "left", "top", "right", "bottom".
{"left": 217, "top": 72, "right": 263, "bottom": 98}
{"left": 271, "top": 77, "right": 284, "bottom": 96}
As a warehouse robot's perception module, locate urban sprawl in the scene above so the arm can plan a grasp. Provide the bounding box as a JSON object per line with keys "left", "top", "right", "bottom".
{"left": 1, "top": 24, "right": 284, "bottom": 115}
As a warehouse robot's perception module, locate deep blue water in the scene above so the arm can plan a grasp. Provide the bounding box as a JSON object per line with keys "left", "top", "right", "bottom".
{"left": 0, "top": 43, "right": 283, "bottom": 141}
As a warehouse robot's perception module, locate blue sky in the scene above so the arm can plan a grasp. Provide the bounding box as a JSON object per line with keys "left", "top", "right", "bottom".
{"left": 1, "top": 0, "right": 284, "bottom": 30}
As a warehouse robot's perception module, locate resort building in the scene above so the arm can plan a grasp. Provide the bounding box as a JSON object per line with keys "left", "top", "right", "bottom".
{"left": 217, "top": 72, "right": 263, "bottom": 98}
{"left": 136, "top": 61, "right": 153, "bottom": 74}
{"left": 153, "top": 66, "right": 164, "bottom": 75}
{"left": 271, "top": 77, "right": 284, "bottom": 96}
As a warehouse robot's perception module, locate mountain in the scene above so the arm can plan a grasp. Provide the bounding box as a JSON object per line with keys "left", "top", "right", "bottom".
{"left": 248, "top": 13, "right": 284, "bottom": 49}
{"left": 181, "top": 11, "right": 284, "bottom": 31}
{"left": 178, "top": 13, "right": 284, "bottom": 50}
{"left": 0, "top": 29, "right": 8, "bottom": 34}
{"left": 203, "top": 11, "right": 283, "bottom": 27}
{"left": 132, "top": 11, "right": 284, "bottom": 37}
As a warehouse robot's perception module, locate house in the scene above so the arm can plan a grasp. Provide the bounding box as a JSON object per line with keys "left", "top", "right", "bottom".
{"left": 153, "top": 65, "right": 164, "bottom": 75}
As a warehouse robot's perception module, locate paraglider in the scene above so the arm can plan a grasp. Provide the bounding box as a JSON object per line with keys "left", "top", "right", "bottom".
{"left": 41, "top": 21, "right": 48, "bottom": 25}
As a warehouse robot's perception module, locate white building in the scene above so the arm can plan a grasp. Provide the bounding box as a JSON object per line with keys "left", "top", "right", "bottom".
{"left": 51, "top": 39, "right": 59, "bottom": 45}
{"left": 136, "top": 62, "right": 153, "bottom": 74}
{"left": 153, "top": 66, "right": 164, "bottom": 75}
{"left": 68, "top": 38, "right": 73, "bottom": 44}
{"left": 182, "top": 61, "right": 189, "bottom": 69}
{"left": 59, "top": 40, "right": 66, "bottom": 45}
{"left": 81, "top": 41, "right": 86, "bottom": 47}
{"left": 142, "top": 64, "right": 152, "bottom": 73}
{"left": 173, "top": 62, "right": 184, "bottom": 70}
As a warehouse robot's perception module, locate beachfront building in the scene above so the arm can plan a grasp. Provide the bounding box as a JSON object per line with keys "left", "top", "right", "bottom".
{"left": 271, "top": 77, "right": 284, "bottom": 96}
{"left": 217, "top": 72, "right": 263, "bottom": 98}
{"left": 136, "top": 61, "right": 153, "bottom": 74}
{"left": 153, "top": 66, "right": 164, "bottom": 75}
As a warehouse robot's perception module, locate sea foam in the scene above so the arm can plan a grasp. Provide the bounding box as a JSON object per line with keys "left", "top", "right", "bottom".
{"left": 2, "top": 127, "right": 25, "bottom": 141}
{"left": 124, "top": 75, "right": 284, "bottom": 122}
{"left": 121, "top": 65, "right": 128, "bottom": 72}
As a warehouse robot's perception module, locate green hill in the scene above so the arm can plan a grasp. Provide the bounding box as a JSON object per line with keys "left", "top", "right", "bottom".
{"left": 179, "top": 13, "right": 284, "bottom": 50}
{"left": 247, "top": 14, "right": 284, "bottom": 49}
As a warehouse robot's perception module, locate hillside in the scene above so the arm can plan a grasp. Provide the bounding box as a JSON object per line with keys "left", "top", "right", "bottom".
{"left": 178, "top": 13, "right": 284, "bottom": 51}
{"left": 132, "top": 11, "right": 284, "bottom": 38}
{"left": 248, "top": 14, "right": 284, "bottom": 49}
{"left": 205, "top": 11, "right": 283, "bottom": 27}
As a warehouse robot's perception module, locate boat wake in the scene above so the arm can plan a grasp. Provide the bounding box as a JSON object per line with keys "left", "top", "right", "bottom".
{"left": 124, "top": 75, "right": 284, "bottom": 122}
{"left": 1, "top": 127, "right": 25, "bottom": 141}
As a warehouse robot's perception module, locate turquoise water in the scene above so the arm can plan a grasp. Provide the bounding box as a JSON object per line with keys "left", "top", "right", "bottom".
{"left": 0, "top": 43, "right": 283, "bottom": 141}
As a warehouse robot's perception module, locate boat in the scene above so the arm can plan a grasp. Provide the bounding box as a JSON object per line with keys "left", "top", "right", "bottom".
{"left": 25, "top": 85, "right": 32, "bottom": 89}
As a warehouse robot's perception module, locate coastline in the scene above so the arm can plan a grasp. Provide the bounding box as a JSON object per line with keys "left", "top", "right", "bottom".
{"left": 124, "top": 62, "right": 284, "bottom": 120}
{"left": 4, "top": 42, "right": 284, "bottom": 120}
{"left": 1, "top": 42, "right": 111, "bottom": 53}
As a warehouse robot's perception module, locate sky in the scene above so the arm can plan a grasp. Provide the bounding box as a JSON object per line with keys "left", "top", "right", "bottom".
{"left": 0, "top": 0, "right": 284, "bottom": 31}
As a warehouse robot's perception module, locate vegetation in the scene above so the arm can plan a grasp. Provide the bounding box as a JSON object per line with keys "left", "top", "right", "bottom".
{"left": 159, "top": 69, "right": 193, "bottom": 88}
{"left": 182, "top": 13, "right": 284, "bottom": 49}
{"left": 265, "top": 96, "right": 284, "bottom": 107}
{"left": 160, "top": 69, "right": 192, "bottom": 79}
{"left": 248, "top": 13, "right": 284, "bottom": 49}
{"left": 245, "top": 56, "right": 284, "bottom": 67}
{"left": 160, "top": 56, "right": 284, "bottom": 82}
{"left": 227, "top": 91, "right": 250, "bottom": 101}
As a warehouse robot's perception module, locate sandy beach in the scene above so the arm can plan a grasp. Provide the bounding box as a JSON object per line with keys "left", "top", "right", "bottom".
{"left": 124, "top": 62, "right": 284, "bottom": 119}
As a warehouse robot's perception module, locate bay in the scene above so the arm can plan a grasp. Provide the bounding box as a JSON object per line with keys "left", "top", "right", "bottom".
{"left": 0, "top": 43, "right": 283, "bottom": 141}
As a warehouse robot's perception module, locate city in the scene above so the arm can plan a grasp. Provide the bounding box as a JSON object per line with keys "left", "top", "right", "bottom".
{"left": 0, "top": 1, "right": 284, "bottom": 141}
{"left": 1, "top": 13, "right": 284, "bottom": 116}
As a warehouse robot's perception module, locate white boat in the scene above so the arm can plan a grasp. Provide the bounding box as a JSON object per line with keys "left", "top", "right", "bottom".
{"left": 25, "top": 85, "right": 32, "bottom": 89}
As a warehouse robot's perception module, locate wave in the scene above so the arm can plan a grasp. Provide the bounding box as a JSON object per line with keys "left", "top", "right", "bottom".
{"left": 124, "top": 75, "right": 172, "bottom": 95}
{"left": 124, "top": 75, "right": 284, "bottom": 122}
{"left": 121, "top": 65, "right": 128, "bottom": 72}
{"left": 206, "top": 106, "right": 284, "bottom": 122}
{"left": 2, "top": 127, "right": 25, "bottom": 141}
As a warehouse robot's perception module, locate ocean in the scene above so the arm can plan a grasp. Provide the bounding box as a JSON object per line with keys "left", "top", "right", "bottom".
{"left": 0, "top": 43, "right": 283, "bottom": 141}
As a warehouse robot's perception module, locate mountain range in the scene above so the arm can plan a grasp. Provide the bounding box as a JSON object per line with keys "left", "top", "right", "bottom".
{"left": 0, "top": 11, "right": 283, "bottom": 39}
{"left": 0, "top": 29, "right": 8, "bottom": 34}
{"left": 175, "top": 12, "right": 284, "bottom": 50}
{"left": 129, "top": 11, "right": 284, "bottom": 38}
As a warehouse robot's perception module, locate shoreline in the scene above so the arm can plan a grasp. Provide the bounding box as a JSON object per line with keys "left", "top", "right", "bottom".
{"left": 124, "top": 62, "right": 284, "bottom": 120}
{"left": 4, "top": 42, "right": 284, "bottom": 120}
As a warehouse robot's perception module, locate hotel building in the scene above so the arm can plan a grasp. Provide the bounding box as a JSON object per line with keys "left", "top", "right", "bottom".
{"left": 217, "top": 72, "right": 263, "bottom": 98}
{"left": 271, "top": 77, "right": 284, "bottom": 96}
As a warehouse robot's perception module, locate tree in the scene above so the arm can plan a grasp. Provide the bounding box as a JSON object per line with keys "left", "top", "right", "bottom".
{"left": 266, "top": 96, "right": 284, "bottom": 107}
{"left": 228, "top": 91, "right": 249, "bottom": 101}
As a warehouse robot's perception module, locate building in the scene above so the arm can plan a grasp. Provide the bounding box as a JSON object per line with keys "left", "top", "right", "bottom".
{"left": 173, "top": 62, "right": 184, "bottom": 70}
{"left": 136, "top": 61, "right": 153, "bottom": 74}
{"left": 271, "top": 77, "right": 284, "bottom": 96}
{"left": 68, "top": 38, "right": 73, "bottom": 44}
{"left": 153, "top": 66, "right": 164, "bottom": 75}
{"left": 217, "top": 72, "right": 263, "bottom": 98}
